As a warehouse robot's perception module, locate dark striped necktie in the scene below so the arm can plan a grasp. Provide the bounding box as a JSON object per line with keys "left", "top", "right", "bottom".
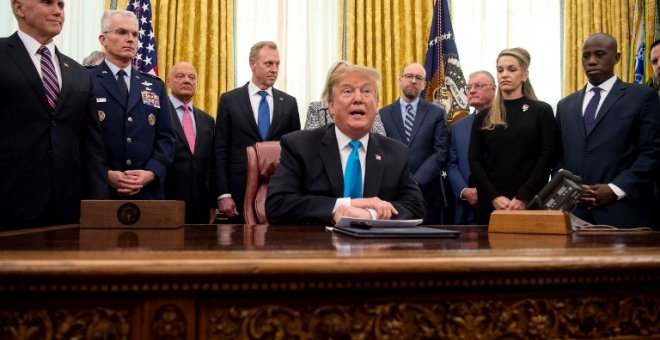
{"left": 404, "top": 104, "right": 415, "bottom": 143}
{"left": 38, "top": 46, "right": 60, "bottom": 110}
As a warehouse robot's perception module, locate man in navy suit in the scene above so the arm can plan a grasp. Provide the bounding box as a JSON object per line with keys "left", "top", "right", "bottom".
{"left": 165, "top": 62, "right": 216, "bottom": 223}
{"left": 215, "top": 41, "right": 300, "bottom": 222}
{"left": 90, "top": 10, "right": 175, "bottom": 200}
{"left": 1, "top": 0, "right": 108, "bottom": 228}
{"left": 556, "top": 33, "right": 660, "bottom": 228}
{"left": 266, "top": 65, "right": 424, "bottom": 225}
{"left": 379, "top": 63, "right": 448, "bottom": 224}
{"left": 447, "top": 71, "right": 496, "bottom": 224}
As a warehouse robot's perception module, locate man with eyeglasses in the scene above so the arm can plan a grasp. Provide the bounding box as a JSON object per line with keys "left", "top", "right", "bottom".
{"left": 1, "top": 0, "right": 109, "bottom": 228}
{"left": 447, "top": 71, "right": 496, "bottom": 224}
{"left": 266, "top": 65, "right": 424, "bottom": 225}
{"left": 379, "top": 63, "right": 448, "bottom": 224}
{"left": 90, "top": 10, "right": 175, "bottom": 199}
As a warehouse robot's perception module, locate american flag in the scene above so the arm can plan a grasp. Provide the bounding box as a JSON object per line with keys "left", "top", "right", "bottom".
{"left": 422, "top": 0, "right": 468, "bottom": 124}
{"left": 127, "top": 0, "right": 158, "bottom": 75}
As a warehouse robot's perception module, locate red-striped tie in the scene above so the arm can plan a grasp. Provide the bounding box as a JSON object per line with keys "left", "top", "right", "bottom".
{"left": 38, "top": 46, "right": 60, "bottom": 110}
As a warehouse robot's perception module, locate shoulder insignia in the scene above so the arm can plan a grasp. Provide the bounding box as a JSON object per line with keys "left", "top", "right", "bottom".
{"left": 140, "top": 71, "right": 164, "bottom": 82}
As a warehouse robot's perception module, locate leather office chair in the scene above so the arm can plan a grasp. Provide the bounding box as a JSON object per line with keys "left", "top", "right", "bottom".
{"left": 243, "top": 141, "right": 282, "bottom": 225}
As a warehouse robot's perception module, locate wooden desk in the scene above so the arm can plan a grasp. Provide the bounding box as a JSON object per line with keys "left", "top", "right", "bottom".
{"left": 0, "top": 225, "right": 659, "bottom": 339}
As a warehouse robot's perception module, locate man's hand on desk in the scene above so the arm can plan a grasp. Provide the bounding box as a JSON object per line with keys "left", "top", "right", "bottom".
{"left": 218, "top": 197, "right": 239, "bottom": 217}
{"left": 351, "top": 197, "right": 399, "bottom": 220}
{"left": 332, "top": 205, "right": 372, "bottom": 224}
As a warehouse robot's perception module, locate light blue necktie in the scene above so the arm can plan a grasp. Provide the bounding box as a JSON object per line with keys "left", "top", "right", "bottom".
{"left": 257, "top": 90, "right": 270, "bottom": 139}
{"left": 343, "top": 140, "right": 363, "bottom": 198}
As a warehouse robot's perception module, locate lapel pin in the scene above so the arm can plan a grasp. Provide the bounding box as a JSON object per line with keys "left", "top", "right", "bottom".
{"left": 101, "top": 70, "right": 108, "bottom": 74}
{"left": 141, "top": 81, "right": 153, "bottom": 87}
{"left": 279, "top": 97, "right": 284, "bottom": 101}
{"left": 375, "top": 154, "right": 382, "bottom": 161}
{"left": 522, "top": 104, "right": 529, "bottom": 112}
{"left": 63, "top": 63, "right": 69, "bottom": 68}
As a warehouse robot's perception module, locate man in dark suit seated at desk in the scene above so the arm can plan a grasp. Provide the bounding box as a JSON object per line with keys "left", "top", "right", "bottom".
{"left": 266, "top": 65, "right": 425, "bottom": 225}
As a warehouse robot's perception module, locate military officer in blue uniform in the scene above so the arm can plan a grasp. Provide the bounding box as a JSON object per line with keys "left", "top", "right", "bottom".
{"left": 91, "top": 10, "right": 174, "bottom": 199}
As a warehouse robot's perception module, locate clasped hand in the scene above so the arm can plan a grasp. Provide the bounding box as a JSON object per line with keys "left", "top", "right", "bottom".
{"left": 578, "top": 184, "right": 616, "bottom": 208}
{"left": 491, "top": 196, "right": 526, "bottom": 210}
{"left": 332, "top": 197, "right": 398, "bottom": 224}
{"left": 108, "top": 170, "right": 155, "bottom": 196}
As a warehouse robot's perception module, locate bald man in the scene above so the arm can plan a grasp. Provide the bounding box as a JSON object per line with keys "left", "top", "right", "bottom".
{"left": 556, "top": 33, "right": 660, "bottom": 228}
{"left": 379, "top": 63, "right": 449, "bottom": 224}
{"left": 164, "top": 62, "right": 216, "bottom": 223}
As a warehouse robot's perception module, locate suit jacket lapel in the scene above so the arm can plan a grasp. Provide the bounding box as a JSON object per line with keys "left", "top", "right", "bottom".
{"left": 6, "top": 33, "right": 51, "bottom": 114}
{"left": 363, "top": 134, "right": 384, "bottom": 197}
{"left": 572, "top": 88, "right": 587, "bottom": 139}
{"left": 319, "top": 127, "right": 344, "bottom": 197}
{"left": 168, "top": 100, "right": 191, "bottom": 152}
{"left": 193, "top": 107, "right": 210, "bottom": 155}
{"left": 269, "top": 88, "right": 285, "bottom": 138}
{"left": 98, "top": 62, "right": 126, "bottom": 109}
{"left": 238, "top": 84, "right": 262, "bottom": 139}
{"left": 54, "top": 49, "right": 72, "bottom": 115}
{"left": 592, "top": 80, "right": 625, "bottom": 131}
{"left": 408, "top": 100, "right": 428, "bottom": 145}
{"left": 382, "top": 104, "right": 406, "bottom": 143}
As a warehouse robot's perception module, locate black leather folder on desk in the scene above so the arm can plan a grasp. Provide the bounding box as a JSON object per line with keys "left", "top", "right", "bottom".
{"left": 333, "top": 226, "right": 460, "bottom": 238}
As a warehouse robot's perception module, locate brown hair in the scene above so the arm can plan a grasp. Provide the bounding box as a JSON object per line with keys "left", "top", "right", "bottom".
{"left": 249, "top": 41, "right": 278, "bottom": 61}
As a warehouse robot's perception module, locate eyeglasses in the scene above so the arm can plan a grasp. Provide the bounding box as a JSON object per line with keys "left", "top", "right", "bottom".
{"left": 103, "top": 28, "right": 139, "bottom": 38}
{"left": 402, "top": 74, "right": 425, "bottom": 82}
{"left": 467, "top": 82, "right": 494, "bottom": 90}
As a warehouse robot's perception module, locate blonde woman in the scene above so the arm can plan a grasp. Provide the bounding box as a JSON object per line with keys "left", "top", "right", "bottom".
{"left": 468, "top": 47, "right": 558, "bottom": 224}
{"left": 304, "top": 61, "right": 386, "bottom": 135}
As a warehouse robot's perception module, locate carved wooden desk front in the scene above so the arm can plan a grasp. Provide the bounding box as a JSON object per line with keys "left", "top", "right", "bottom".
{"left": 0, "top": 225, "right": 659, "bottom": 339}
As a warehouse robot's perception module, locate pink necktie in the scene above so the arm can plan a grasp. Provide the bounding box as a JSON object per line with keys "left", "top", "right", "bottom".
{"left": 38, "top": 46, "right": 60, "bottom": 110}
{"left": 181, "top": 105, "right": 195, "bottom": 153}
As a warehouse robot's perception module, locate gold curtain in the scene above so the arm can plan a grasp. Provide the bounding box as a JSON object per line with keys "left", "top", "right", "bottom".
{"left": 105, "top": 0, "right": 233, "bottom": 115}
{"left": 563, "top": 0, "right": 658, "bottom": 95}
{"left": 340, "top": 0, "right": 433, "bottom": 106}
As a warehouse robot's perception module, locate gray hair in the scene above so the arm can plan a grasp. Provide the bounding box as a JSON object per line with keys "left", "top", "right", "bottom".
{"left": 82, "top": 50, "right": 105, "bottom": 66}
{"left": 321, "top": 60, "right": 350, "bottom": 104}
{"left": 101, "top": 10, "right": 138, "bottom": 33}
{"left": 468, "top": 70, "right": 495, "bottom": 84}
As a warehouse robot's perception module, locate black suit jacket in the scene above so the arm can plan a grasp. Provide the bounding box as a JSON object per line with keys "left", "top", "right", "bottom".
{"left": 214, "top": 82, "right": 300, "bottom": 217}
{"left": 0, "top": 33, "right": 108, "bottom": 227}
{"left": 379, "top": 99, "right": 448, "bottom": 224}
{"left": 266, "top": 125, "right": 425, "bottom": 225}
{"left": 164, "top": 100, "right": 215, "bottom": 223}
{"left": 556, "top": 79, "right": 660, "bottom": 227}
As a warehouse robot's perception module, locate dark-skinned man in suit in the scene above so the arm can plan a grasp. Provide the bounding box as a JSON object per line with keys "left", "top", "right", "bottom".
{"left": 215, "top": 41, "right": 300, "bottom": 222}
{"left": 266, "top": 65, "right": 425, "bottom": 225}
{"left": 556, "top": 33, "right": 660, "bottom": 228}
{"left": 1, "top": 0, "right": 108, "bottom": 228}
{"left": 165, "top": 61, "right": 216, "bottom": 224}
